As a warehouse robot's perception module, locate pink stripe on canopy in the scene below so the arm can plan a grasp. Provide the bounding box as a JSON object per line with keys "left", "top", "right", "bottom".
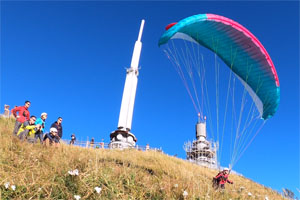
{"left": 207, "top": 14, "right": 279, "bottom": 87}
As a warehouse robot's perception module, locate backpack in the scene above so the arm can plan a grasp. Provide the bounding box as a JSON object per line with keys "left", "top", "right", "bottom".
{"left": 212, "top": 172, "right": 222, "bottom": 189}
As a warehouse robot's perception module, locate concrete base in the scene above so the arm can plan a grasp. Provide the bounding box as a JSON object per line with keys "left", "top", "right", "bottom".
{"left": 109, "top": 130, "right": 137, "bottom": 149}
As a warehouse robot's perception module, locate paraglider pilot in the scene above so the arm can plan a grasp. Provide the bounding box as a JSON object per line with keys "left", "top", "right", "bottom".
{"left": 212, "top": 168, "right": 233, "bottom": 189}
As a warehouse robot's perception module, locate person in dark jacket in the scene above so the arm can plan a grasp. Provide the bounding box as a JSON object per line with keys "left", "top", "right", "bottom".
{"left": 90, "top": 138, "right": 95, "bottom": 148}
{"left": 70, "top": 134, "right": 76, "bottom": 145}
{"left": 11, "top": 101, "right": 31, "bottom": 135}
{"left": 50, "top": 117, "right": 63, "bottom": 142}
{"left": 212, "top": 168, "right": 233, "bottom": 189}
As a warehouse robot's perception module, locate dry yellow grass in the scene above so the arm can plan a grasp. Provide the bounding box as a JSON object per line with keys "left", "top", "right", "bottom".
{"left": 0, "top": 117, "right": 284, "bottom": 199}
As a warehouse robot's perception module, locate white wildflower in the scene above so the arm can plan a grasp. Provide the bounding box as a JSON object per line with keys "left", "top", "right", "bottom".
{"left": 183, "top": 190, "right": 188, "bottom": 197}
{"left": 174, "top": 184, "right": 178, "bottom": 188}
{"left": 68, "top": 169, "right": 79, "bottom": 176}
{"left": 38, "top": 187, "right": 42, "bottom": 192}
{"left": 94, "top": 186, "right": 102, "bottom": 194}
{"left": 74, "top": 195, "right": 81, "bottom": 200}
{"left": 73, "top": 169, "right": 79, "bottom": 176}
{"left": 11, "top": 185, "right": 16, "bottom": 191}
{"left": 4, "top": 182, "right": 10, "bottom": 189}
{"left": 248, "top": 192, "right": 252, "bottom": 196}
{"left": 265, "top": 196, "right": 269, "bottom": 200}
{"left": 68, "top": 170, "right": 74, "bottom": 175}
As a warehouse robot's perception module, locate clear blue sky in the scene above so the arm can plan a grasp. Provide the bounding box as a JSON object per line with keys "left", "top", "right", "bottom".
{"left": 1, "top": 1, "right": 299, "bottom": 196}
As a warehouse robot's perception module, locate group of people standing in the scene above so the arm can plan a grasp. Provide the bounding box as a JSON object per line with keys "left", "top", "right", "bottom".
{"left": 11, "top": 100, "right": 63, "bottom": 146}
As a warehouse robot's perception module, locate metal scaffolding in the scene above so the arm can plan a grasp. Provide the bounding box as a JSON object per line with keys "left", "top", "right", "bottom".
{"left": 183, "top": 118, "right": 218, "bottom": 169}
{"left": 184, "top": 139, "right": 218, "bottom": 169}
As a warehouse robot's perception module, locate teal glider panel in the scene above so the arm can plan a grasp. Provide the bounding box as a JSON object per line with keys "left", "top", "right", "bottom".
{"left": 159, "top": 14, "right": 280, "bottom": 120}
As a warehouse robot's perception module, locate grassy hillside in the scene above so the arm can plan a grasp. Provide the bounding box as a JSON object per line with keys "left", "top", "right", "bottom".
{"left": 0, "top": 117, "right": 283, "bottom": 200}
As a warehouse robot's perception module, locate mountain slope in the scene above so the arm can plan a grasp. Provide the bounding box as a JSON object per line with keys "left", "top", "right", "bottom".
{"left": 0, "top": 117, "right": 283, "bottom": 199}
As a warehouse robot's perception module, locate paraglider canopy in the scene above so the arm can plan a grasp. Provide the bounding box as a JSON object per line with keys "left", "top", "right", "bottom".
{"left": 159, "top": 13, "right": 280, "bottom": 120}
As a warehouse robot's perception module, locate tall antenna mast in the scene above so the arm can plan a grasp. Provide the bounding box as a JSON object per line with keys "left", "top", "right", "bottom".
{"left": 110, "top": 20, "right": 145, "bottom": 148}
{"left": 118, "top": 19, "right": 144, "bottom": 131}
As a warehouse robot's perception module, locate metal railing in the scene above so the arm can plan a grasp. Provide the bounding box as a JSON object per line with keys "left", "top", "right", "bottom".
{"left": 61, "top": 139, "right": 163, "bottom": 152}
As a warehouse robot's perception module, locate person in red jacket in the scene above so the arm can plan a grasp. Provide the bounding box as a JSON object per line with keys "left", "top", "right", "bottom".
{"left": 11, "top": 101, "right": 31, "bottom": 135}
{"left": 213, "top": 168, "right": 233, "bottom": 189}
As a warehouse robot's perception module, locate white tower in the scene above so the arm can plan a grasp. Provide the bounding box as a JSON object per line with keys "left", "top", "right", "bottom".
{"left": 109, "top": 20, "right": 145, "bottom": 149}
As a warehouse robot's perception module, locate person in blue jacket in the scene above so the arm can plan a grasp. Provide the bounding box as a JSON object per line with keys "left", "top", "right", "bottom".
{"left": 34, "top": 112, "right": 47, "bottom": 144}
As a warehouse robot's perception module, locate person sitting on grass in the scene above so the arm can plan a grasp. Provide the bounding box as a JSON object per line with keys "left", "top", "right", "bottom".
{"left": 43, "top": 127, "right": 60, "bottom": 147}
{"left": 212, "top": 168, "right": 233, "bottom": 189}
{"left": 17, "top": 115, "right": 41, "bottom": 143}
